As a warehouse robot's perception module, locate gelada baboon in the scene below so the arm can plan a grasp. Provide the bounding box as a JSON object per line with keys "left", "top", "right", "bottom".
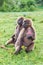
{"left": 5, "top": 17, "right": 24, "bottom": 46}
{"left": 14, "top": 19, "right": 36, "bottom": 54}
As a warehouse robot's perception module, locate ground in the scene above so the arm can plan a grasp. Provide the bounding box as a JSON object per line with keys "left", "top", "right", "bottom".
{"left": 0, "top": 12, "right": 43, "bottom": 65}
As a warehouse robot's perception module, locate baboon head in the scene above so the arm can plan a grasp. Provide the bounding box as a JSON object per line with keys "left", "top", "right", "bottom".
{"left": 22, "top": 19, "right": 32, "bottom": 29}
{"left": 17, "top": 17, "right": 24, "bottom": 26}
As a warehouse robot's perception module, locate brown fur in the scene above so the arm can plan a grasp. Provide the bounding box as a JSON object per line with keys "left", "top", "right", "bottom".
{"left": 14, "top": 19, "right": 36, "bottom": 54}
{"left": 5, "top": 17, "right": 24, "bottom": 46}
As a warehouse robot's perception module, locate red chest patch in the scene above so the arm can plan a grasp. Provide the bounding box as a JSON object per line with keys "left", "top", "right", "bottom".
{"left": 26, "top": 28, "right": 32, "bottom": 35}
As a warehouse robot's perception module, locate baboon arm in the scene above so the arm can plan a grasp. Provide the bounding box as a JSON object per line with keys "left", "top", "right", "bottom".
{"left": 15, "top": 28, "right": 25, "bottom": 53}
{"left": 12, "top": 25, "right": 20, "bottom": 40}
{"left": 31, "top": 26, "right": 35, "bottom": 40}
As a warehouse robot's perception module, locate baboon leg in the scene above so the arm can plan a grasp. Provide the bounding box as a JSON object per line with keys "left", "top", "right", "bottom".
{"left": 14, "top": 28, "right": 25, "bottom": 54}
{"left": 5, "top": 38, "right": 15, "bottom": 46}
{"left": 14, "top": 45, "right": 21, "bottom": 54}
{"left": 14, "top": 40, "right": 23, "bottom": 54}
{"left": 25, "top": 42, "right": 34, "bottom": 52}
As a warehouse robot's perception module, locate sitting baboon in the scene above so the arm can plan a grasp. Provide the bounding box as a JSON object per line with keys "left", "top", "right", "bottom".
{"left": 5, "top": 17, "right": 24, "bottom": 46}
{"left": 14, "top": 19, "right": 36, "bottom": 54}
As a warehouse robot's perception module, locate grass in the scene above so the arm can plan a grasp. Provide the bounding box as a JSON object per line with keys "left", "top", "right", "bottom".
{"left": 0, "top": 12, "right": 43, "bottom": 65}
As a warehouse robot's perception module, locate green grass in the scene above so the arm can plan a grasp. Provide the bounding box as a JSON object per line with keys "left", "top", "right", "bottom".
{"left": 0, "top": 12, "right": 43, "bottom": 65}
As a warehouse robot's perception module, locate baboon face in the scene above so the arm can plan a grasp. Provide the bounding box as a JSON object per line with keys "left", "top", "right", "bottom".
{"left": 22, "top": 19, "right": 32, "bottom": 29}
{"left": 17, "top": 17, "right": 24, "bottom": 26}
